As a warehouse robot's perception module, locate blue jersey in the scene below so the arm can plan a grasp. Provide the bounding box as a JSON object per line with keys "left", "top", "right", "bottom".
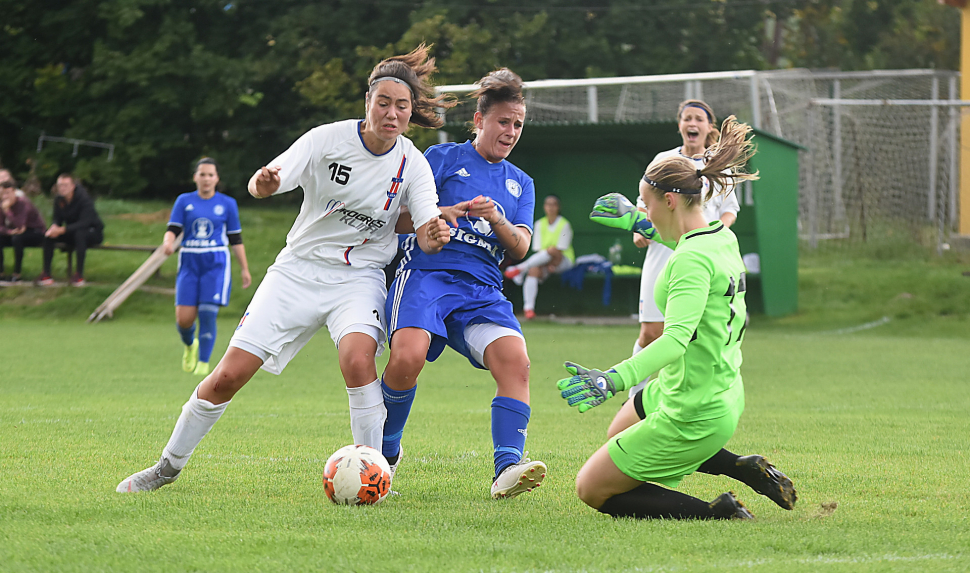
{"left": 397, "top": 141, "right": 535, "bottom": 288}
{"left": 168, "top": 191, "right": 242, "bottom": 253}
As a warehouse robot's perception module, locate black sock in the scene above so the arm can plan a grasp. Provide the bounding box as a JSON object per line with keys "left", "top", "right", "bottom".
{"left": 696, "top": 448, "right": 743, "bottom": 480}
{"left": 385, "top": 453, "right": 399, "bottom": 466}
{"left": 598, "top": 483, "right": 719, "bottom": 520}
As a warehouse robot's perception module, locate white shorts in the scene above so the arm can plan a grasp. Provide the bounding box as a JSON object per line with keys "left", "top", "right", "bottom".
{"left": 410, "top": 323, "right": 524, "bottom": 370}
{"left": 638, "top": 242, "right": 673, "bottom": 323}
{"left": 229, "top": 248, "right": 387, "bottom": 375}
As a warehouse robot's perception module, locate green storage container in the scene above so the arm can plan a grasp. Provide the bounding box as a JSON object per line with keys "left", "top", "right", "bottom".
{"left": 442, "top": 123, "right": 801, "bottom": 316}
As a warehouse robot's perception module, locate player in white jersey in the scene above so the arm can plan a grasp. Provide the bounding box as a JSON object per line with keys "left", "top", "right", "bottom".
{"left": 117, "top": 45, "right": 459, "bottom": 493}
{"left": 622, "top": 100, "right": 741, "bottom": 410}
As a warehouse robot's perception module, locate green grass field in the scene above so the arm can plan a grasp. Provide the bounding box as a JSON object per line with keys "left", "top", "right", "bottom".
{"left": 2, "top": 318, "right": 968, "bottom": 572}
{"left": 2, "top": 199, "right": 970, "bottom": 571}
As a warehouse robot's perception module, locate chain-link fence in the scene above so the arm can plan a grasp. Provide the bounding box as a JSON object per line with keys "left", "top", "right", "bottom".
{"left": 438, "top": 69, "right": 965, "bottom": 252}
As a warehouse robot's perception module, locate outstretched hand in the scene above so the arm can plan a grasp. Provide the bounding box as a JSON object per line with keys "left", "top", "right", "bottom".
{"left": 466, "top": 195, "right": 500, "bottom": 224}
{"left": 439, "top": 201, "right": 470, "bottom": 227}
{"left": 556, "top": 361, "right": 621, "bottom": 413}
{"left": 590, "top": 193, "right": 655, "bottom": 238}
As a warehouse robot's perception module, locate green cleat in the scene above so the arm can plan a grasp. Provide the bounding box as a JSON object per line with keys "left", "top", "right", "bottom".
{"left": 182, "top": 339, "right": 199, "bottom": 373}
{"left": 193, "top": 361, "right": 209, "bottom": 376}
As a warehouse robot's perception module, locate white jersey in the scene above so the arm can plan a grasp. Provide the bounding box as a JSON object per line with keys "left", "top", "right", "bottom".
{"left": 264, "top": 119, "right": 440, "bottom": 269}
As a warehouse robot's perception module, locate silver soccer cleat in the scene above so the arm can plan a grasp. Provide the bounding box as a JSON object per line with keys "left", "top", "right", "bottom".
{"left": 388, "top": 444, "right": 403, "bottom": 482}
{"left": 116, "top": 457, "right": 180, "bottom": 493}
{"left": 491, "top": 455, "right": 546, "bottom": 499}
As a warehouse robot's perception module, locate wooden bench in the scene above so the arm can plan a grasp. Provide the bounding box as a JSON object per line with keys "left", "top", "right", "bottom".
{"left": 56, "top": 243, "right": 158, "bottom": 277}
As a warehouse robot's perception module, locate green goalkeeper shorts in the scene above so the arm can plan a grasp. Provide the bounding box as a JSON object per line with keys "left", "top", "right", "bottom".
{"left": 607, "top": 382, "right": 743, "bottom": 487}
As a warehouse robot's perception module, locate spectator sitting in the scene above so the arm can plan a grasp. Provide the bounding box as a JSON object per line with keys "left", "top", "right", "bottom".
{"left": 38, "top": 173, "right": 104, "bottom": 287}
{"left": 0, "top": 179, "right": 46, "bottom": 282}
{"left": 504, "top": 194, "right": 575, "bottom": 319}
{"left": 0, "top": 168, "right": 27, "bottom": 199}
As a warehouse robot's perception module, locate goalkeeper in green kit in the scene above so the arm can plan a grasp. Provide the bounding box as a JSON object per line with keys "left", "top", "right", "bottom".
{"left": 558, "top": 117, "right": 796, "bottom": 520}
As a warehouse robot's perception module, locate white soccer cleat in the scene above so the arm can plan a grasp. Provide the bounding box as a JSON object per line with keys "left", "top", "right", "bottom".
{"left": 116, "top": 457, "right": 180, "bottom": 493}
{"left": 385, "top": 445, "right": 403, "bottom": 496}
{"left": 388, "top": 444, "right": 403, "bottom": 482}
{"left": 490, "top": 455, "right": 546, "bottom": 499}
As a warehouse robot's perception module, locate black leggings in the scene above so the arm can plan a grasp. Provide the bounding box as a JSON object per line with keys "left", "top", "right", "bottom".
{"left": 0, "top": 228, "right": 44, "bottom": 275}
{"left": 43, "top": 226, "right": 103, "bottom": 276}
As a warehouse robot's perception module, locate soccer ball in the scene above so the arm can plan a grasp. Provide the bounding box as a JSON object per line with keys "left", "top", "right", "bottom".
{"left": 322, "top": 444, "right": 392, "bottom": 505}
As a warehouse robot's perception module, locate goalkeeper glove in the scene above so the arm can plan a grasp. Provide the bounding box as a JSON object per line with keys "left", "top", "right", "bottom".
{"left": 589, "top": 193, "right": 655, "bottom": 239}
{"left": 557, "top": 361, "right": 623, "bottom": 413}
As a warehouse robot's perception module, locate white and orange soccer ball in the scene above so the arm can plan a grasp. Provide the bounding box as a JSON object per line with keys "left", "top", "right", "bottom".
{"left": 322, "top": 444, "right": 392, "bottom": 505}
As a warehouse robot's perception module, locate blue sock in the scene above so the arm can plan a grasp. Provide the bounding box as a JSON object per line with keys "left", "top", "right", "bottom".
{"left": 197, "top": 305, "right": 219, "bottom": 363}
{"left": 491, "top": 396, "right": 531, "bottom": 479}
{"left": 177, "top": 323, "right": 196, "bottom": 346}
{"left": 382, "top": 379, "right": 416, "bottom": 460}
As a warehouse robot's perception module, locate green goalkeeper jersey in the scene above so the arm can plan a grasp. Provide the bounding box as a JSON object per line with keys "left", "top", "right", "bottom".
{"left": 613, "top": 221, "right": 747, "bottom": 422}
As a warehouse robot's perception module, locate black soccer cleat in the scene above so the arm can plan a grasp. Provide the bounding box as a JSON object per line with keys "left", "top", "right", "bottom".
{"left": 709, "top": 491, "right": 755, "bottom": 520}
{"left": 737, "top": 455, "right": 797, "bottom": 510}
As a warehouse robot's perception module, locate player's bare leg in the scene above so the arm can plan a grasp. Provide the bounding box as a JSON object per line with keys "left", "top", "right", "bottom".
{"left": 626, "top": 321, "right": 662, "bottom": 397}
{"left": 381, "top": 328, "right": 432, "bottom": 483}
{"left": 339, "top": 332, "right": 384, "bottom": 451}
{"left": 607, "top": 395, "right": 641, "bottom": 438}
{"left": 117, "top": 347, "right": 263, "bottom": 492}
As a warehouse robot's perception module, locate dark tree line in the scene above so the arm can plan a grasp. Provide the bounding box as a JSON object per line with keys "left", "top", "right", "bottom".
{"left": 0, "top": 0, "right": 958, "bottom": 200}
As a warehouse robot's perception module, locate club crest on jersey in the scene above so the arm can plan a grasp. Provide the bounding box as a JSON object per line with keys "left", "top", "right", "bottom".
{"left": 324, "top": 200, "right": 346, "bottom": 218}
{"left": 384, "top": 155, "right": 407, "bottom": 210}
{"left": 192, "top": 218, "right": 214, "bottom": 239}
{"left": 506, "top": 179, "right": 522, "bottom": 197}
{"left": 214, "top": 205, "right": 225, "bottom": 216}
{"left": 467, "top": 201, "right": 507, "bottom": 237}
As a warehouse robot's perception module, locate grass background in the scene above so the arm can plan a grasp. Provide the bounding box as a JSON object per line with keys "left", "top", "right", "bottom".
{"left": 2, "top": 198, "right": 970, "bottom": 571}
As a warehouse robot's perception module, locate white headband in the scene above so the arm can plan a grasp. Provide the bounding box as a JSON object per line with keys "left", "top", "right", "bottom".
{"left": 369, "top": 76, "right": 414, "bottom": 98}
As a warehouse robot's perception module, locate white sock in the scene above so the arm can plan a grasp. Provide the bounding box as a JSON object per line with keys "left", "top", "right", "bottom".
{"left": 628, "top": 340, "right": 653, "bottom": 399}
{"left": 162, "top": 384, "right": 230, "bottom": 470}
{"left": 632, "top": 341, "right": 645, "bottom": 356}
{"left": 519, "top": 250, "right": 552, "bottom": 272}
{"left": 347, "top": 378, "right": 386, "bottom": 450}
{"left": 523, "top": 275, "right": 539, "bottom": 312}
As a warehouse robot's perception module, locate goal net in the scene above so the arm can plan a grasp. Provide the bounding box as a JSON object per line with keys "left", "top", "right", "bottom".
{"left": 437, "top": 69, "right": 963, "bottom": 252}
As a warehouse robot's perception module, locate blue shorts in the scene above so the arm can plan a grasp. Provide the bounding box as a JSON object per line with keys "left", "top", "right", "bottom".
{"left": 175, "top": 250, "right": 231, "bottom": 307}
{"left": 386, "top": 269, "right": 521, "bottom": 369}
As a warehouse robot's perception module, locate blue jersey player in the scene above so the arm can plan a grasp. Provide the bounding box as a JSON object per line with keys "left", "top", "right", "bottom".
{"left": 163, "top": 158, "right": 251, "bottom": 376}
{"left": 382, "top": 68, "right": 547, "bottom": 499}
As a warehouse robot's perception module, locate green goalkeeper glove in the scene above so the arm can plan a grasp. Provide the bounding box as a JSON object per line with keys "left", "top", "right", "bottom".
{"left": 557, "top": 362, "right": 623, "bottom": 413}
{"left": 589, "top": 193, "right": 655, "bottom": 239}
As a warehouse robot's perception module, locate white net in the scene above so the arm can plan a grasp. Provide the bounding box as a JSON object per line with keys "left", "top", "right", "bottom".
{"left": 438, "top": 69, "right": 964, "bottom": 252}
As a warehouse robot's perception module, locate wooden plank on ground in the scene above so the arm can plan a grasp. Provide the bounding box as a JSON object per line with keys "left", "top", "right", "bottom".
{"left": 87, "top": 236, "right": 180, "bottom": 323}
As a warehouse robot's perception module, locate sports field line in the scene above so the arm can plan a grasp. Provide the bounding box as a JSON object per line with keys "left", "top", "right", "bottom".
{"left": 818, "top": 315, "right": 891, "bottom": 335}
{"left": 538, "top": 552, "right": 961, "bottom": 572}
